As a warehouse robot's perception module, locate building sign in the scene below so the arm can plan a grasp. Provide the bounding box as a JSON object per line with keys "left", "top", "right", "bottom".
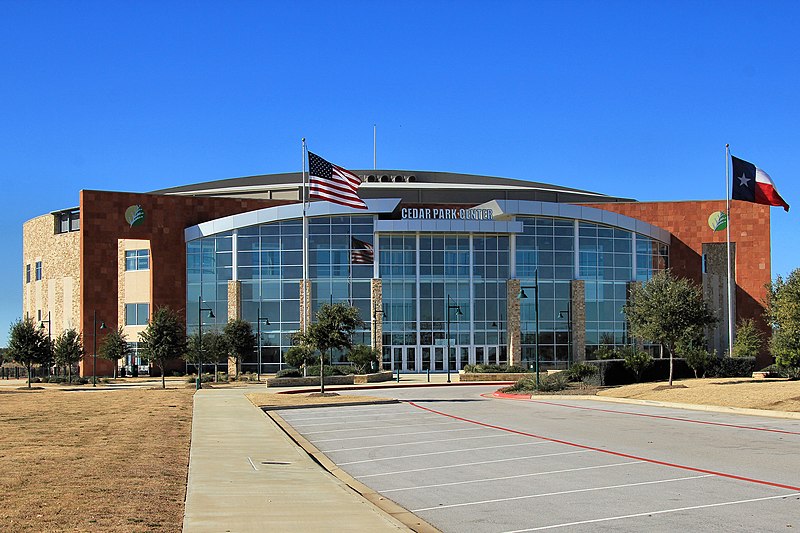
{"left": 401, "top": 207, "right": 493, "bottom": 220}
{"left": 125, "top": 205, "right": 146, "bottom": 227}
{"left": 708, "top": 211, "right": 727, "bottom": 232}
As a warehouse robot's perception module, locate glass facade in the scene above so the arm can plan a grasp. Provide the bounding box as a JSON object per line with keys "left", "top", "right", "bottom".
{"left": 186, "top": 212, "right": 668, "bottom": 373}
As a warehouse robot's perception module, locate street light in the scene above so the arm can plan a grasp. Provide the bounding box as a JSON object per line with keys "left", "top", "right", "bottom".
{"left": 558, "top": 303, "right": 572, "bottom": 369}
{"left": 197, "top": 296, "right": 215, "bottom": 391}
{"left": 39, "top": 312, "right": 51, "bottom": 376}
{"left": 372, "top": 303, "right": 387, "bottom": 371}
{"left": 445, "top": 295, "right": 462, "bottom": 384}
{"left": 256, "top": 307, "right": 270, "bottom": 383}
{"left": 92, "top": 310, "right": 107, "bottom": 387}
{"left": 518, "top": 270, "right": 540, "bottom": 387}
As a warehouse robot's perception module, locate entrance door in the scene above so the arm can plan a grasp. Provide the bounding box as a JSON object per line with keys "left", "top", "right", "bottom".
{"left": 433, "top": 346, "right": 445, "bottom": 371}
{"left": 404, "top": 347, "right": 416, "bottom": 372}
{"left": 421, "top": 347, "right": 431, "bottom": 371}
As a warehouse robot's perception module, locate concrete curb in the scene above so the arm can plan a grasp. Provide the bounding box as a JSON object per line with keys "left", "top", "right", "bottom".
{"left": 266, "top": 410, "right": 442, "bottom": 533}
{"left": 275, "top": 382, "right": 515, "bottom": 395}
{"left": 488, "top": 391, "right": 800, "bottom": 420}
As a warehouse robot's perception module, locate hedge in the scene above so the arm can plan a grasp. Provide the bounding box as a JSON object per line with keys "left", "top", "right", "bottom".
{"left": 583, "top": 356, "right": 755, "bottom": 386}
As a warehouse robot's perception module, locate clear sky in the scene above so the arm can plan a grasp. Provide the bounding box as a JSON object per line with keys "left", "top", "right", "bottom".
{"left": 1, "top": 1, "right": 797, "bottom": 345}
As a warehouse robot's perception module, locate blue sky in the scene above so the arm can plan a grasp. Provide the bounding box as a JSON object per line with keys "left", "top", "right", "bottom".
{"left": 1, "top": 1, "right": 797, "bottom": 345}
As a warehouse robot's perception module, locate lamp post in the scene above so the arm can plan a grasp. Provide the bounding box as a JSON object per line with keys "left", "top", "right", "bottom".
{"left": 518, "top": 270, "right": 540, "bottom": 387}
{"left": 39, "top": 312, "right": 51, "bottom": 376}
{"left": 558, "top": 302, "right": 572, "bottom": 369}
{"left": 445, "top": 295, "right": 462, "bottom": 384}
{"left": 197, "top": 296, "right": 215, "bottom": 391}
{"left": 372, "top": 303, "right": 387, "bottom": 371}
{"left": 256, "top": 307, "right": 270, "bottom": 383}
{"left": 92, "top": 310, "right": 107, "bottom": 387}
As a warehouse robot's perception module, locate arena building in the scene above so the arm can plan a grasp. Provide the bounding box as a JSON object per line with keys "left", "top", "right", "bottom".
{"left": 21, "top": 169, "right": 773, "bottom": 376}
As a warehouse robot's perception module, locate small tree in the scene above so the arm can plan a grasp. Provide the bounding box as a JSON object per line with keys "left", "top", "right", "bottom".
{"left": 680, "top": 344, "right": 712, "bottom": 378}
{"left": 285, "top": 339, "right": 317, "bottom": 377}
{"left": 766, "top": 269, "right": 800, "bottom": 379}
{"left": 139, "top": 307, "right": 187, "bottom": 389}
{"left": 187, "top": 330, "right": 227, "bottom": 378}
{"left": 8, "top": 317, "right": 52, "bottom": 388}
{"left": 222, "top": 319, "right": 256, "bottom": 380}
{"left": 303, "top": 303, "right": 364, "bottom": 393}
{"left": 624, "top": 270, "right": 717, "bottom": 386}
{"left": 53, "top": 328, "right": 83, "bottom": 383}
{"left": 347, "top": 344, "right": 379, "bottom": 374}
{"left": 623, "top": 349, "right": 653, "bottom": 382}
{"left": 98, "top": 327, "right": 129, "bottom": 379}
{"left": 732, "top": 318, "right": 765, "bottom": 359}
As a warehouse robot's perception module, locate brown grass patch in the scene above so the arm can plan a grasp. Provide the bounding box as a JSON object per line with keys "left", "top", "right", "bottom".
{"left": 246, "top": 392, "right": 395, "bottom": 409}
{"left": 598, "top": 378, "right": 800, "bottom": 412}
{"left": 0, "top": 387, "right": 194, "bottom": 532}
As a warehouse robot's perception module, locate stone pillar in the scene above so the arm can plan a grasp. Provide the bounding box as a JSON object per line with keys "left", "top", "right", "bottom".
{"left": 702, "top": 242, "right": 736, "bottom": 356}
{"left": 227, "top": 280, "right": 241, "bottom": 376}
{"left": 371, "top": 278, "right": 384, "bottom": 368}
{"left": 570, "top": 280, "right": 586, "bottom": 362}
{"left": 507, "top": 279, "right": 521, "bottom": 366}
{"left": 299, "top": 279, "right": 312, "bottom": 332}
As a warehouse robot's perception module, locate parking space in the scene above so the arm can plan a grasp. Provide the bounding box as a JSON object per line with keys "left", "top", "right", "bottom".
{"left": 276, "top": 386, "right": 800, "bottom": 532}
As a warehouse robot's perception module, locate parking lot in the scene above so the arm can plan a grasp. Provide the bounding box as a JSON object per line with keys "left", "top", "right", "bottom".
{"left": 276, "top": 385, "right": 800, "bottom": 532}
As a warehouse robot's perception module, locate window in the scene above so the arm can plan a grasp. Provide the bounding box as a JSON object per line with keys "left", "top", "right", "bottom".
{"left": 125, "top": 249, "right": 150, "bottom": 271}
{"left": 35, "top": 261, "right": 42, "bottom": 281}
{"left": 25, "top": 264, "right": 30, "bottom": 283}
{"left": 54, "top": 209, "right": 80, "bottom": 234}
{"left": 125, "top": 303, "right": 149, "bottom": 325}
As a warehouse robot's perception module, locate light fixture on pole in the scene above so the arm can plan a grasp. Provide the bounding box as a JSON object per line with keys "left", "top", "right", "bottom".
{"left": 92, "top": 310, "right": 107, "bottom": 387}
{"left": 372, "top": 303, "right": 387, "bottom": 371}
{"left": 197, "top": 296, "right": 215, "bottom": 391}
{"left": 256, "top": 306, "right": 270, "bottom": 383}
{"left": 39, "top": 311, "right": 52, "bottom": 376}
{"left": 518, "top": 270, "right": 540, "bottom": 387}
{"left": 445, "top": 295, "right": 462, "bottom": 384}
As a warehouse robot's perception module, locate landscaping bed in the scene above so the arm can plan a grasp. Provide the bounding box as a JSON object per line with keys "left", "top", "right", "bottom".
{"left": 266, "top": 370, "right": 393, "bottom": 387}
{"left": 459, "top": 372, "right": 529, "bottom": 382}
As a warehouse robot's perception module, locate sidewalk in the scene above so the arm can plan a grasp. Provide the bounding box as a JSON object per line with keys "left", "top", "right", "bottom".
{"left": 182, "top": 388, "right": 409, "bottom": 532}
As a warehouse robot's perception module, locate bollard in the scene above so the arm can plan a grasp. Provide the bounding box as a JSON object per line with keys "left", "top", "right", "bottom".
{"left": 396, "top": 368, "right": 400, "bottom": 383}
{"left": 427, "top": 367, "right": 430, "bottom": 382}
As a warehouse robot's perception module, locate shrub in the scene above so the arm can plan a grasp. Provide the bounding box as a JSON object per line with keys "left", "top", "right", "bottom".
{"left": 595, "top": 345, "right": 616, "bottom": 360}
{"left": 732, "top": 319, "right": 765, "bottom": 358}
{"left": 705, "top": 357, "right": 756, "bottom": 378}
{"left": 681, "top": 346, "right": 713, "bottom": 378}
{"left": 775, "top": 353, "right": 800, "bottom": 380}
{"left": 537, "top": 372, "right": 569, "bottom": 392}
{"left": 565, "top": 363, "right": 597, "bottom": 384}
{"left": 275, "top": 368, "right": 302, "bottom": 378}
{"left": 623, "top": 349, "right": 654, "bottom": 382}
{"left": 305, "top": 364, "right": 357, "bottom": 377}
{"left": 347, "top": 345, "right": 379, "bottom": 374}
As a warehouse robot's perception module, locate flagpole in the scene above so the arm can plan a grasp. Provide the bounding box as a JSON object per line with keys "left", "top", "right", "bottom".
{"left": 302, "top": 138, "right": 309, "bottom": 332}
{"left": 725, "top": 143, "right": 734, "bottom": 357}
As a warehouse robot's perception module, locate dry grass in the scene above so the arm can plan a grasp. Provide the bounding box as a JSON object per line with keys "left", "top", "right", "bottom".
{"left": 246, "top": 392, "right": 395, "bottom": 409}
{"left": 598, "top": 377, "right": 800, "bottom": 412}
{"left": 0, "top": 386, "right": 194, "bottom": 532}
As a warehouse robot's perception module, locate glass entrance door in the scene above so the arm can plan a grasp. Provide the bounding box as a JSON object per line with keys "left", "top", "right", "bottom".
{"left": 390, "top": 346, "right": 419, "bottom": 372}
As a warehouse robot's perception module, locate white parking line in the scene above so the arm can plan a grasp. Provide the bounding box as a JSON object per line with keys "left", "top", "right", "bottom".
{"left": 504, "top": 492, "right": 800, "bottom": 532}
{"left": 321, "top": 433, "right": 520, "bottom": 453}
{"left": 412, "top": 474, "right": 713, "bottom": 512}
{"left": 279, "top": 407, "right": 411, "bottom": 422}
{"left": 338, "top": 441, "right": 551, "bottom": 465}
{"left": 313, "top": 426, "right": 485, "bottom": 443}
{"left": 286, "top": 415, "right": 436, "bottom": 428}
{"left": 359, "top": 450, "right": 589, "bottom": 478}
{"left": 381, "top": 461, "right": 644, "bottom": 493}
{"left": 302, "top": 420, "right": 461, "bottom": 435}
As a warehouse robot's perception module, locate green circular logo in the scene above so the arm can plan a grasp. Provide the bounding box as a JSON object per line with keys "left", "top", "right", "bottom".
{"left": 708, "top": 211, "right": 727, "bottom": 232}
{"left": 125, "top": 205, "right": 145, "bottom": 227}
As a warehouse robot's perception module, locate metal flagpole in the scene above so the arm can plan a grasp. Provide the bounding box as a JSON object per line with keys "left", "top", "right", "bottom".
{"left": 302, "top": 138, "right": 309, "bottom": 332}
{"left": 725, "top": 143, "right": 734, "bottom": 357}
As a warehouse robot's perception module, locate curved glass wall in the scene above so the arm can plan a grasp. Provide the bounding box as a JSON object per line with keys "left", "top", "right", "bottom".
{"left": 187, "top": 212, "right": 668, "bottom": 373}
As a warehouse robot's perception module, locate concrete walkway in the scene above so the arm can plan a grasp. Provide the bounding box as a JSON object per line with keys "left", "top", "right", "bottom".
{"left": 182, "top": 388, "right": 408, "bottom": 532}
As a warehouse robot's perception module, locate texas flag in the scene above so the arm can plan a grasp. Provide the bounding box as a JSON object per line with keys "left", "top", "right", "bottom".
{"left": 731, "top": 156, "right": 790, "bottom": 212}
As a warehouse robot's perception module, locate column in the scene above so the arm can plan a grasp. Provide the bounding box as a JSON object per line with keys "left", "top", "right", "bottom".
{"left": 507, "top": 279, "right": 521, "bottom": 366}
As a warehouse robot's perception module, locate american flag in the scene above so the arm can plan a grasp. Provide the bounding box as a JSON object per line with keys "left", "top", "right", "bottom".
{"left": 308, "top": 151, "right": 367, "bottom": 209}
{"left": 351, "top": 237, "right": 374, "bottom": 264}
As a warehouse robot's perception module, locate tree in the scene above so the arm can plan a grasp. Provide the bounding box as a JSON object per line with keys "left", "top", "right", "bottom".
{"left": 301, "top": 303, "right": 364, "bottom": 393}
{"left": 139, "top": 307, "right": 187, "bottom": 388}
{"left": 98, "top": 327, "right": 129, "bottom": 379}
{"left": 187, "top": 330, "right": 227, "bottom": 378}
{"left": 347, "top": 344, "right": 379, "bottom": 374}
{"left": 53, "top": 328, "right": 83, "bottom": 383}
{"left": 623, "top": 348, "right": 653, "bottom": 382}
{"left": 8, "top": 317, "right": 52, "bottom": 388}
{"left": 222, "top": 319, "right": 256, "bottom": 380}
{"left": 732, "top": 318, "right": 765, "bottom": 359}
{"left": 765, "top": 269, "right": 800, "bottom": 379}
{"left": 623, "top": 270, "right": 717, "bottom": 386}
{"left": 285, "top": 338, "right": 317, "bottom": 377}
